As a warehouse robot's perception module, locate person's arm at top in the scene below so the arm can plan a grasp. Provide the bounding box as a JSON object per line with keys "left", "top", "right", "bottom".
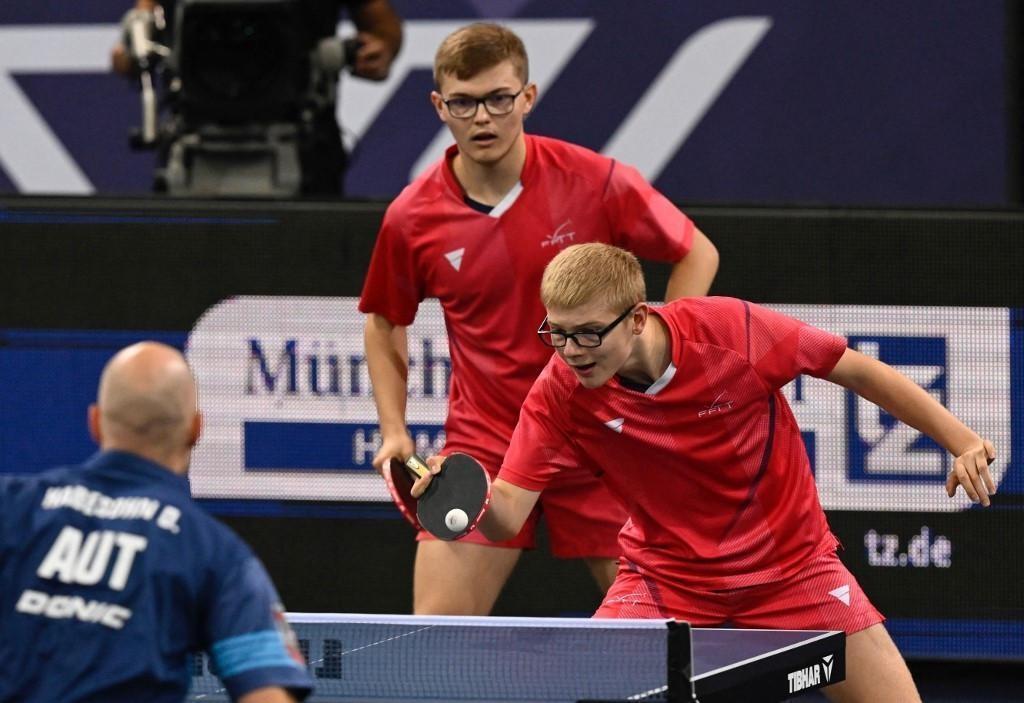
{"left": 348, "top": 0, "right": 403, "bottom": 80}
{"left": 239, "top": 687, "right": 298, "bottom": 703}
{"left": 664, "top": 226, "right": 718, "bottom": 300}
{"left": 364, "top": 313, "right": 415, "bottom": 472}
{"left": 602, "top": 161, "right": 718, "bottom": 301}
{"left": 826, "top": 347, "right": 997, "bottom": 506}
{"left": 111, "top": 0, "right": 161, "bottom": 75}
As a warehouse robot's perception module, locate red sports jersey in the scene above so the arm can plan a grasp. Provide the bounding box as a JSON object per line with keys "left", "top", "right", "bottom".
{"left": 500, "top": 297, "right": 848, "bottom": 589}
{"left": 360, "top": 135, "right": 694, "bottom": 468}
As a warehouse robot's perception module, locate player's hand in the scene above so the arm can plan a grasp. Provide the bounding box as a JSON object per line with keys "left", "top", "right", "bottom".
{"left": 371, "top": 431, "right": 415, "bottom": 476}
{"left": 946, "top": 439, "right": 996, "bottom": 507}
{"left": 410, "top": 455, "right": 444, "bottom": 498}
{"left": 352, "top": 32, "right": 394, "bottom": 80}
{"left": 111, "top": 44, "right": 134, "bottom": 75}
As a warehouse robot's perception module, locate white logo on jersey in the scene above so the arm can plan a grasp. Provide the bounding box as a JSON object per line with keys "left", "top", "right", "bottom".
{"left": 445, "top": 248, "right": 465, "bottom": 271}
{"left": 18, "top": 525, "right": 149, "bottom": 631}
{"left": 16, "top": 589, "right": 132, "bottom": 629}
{"left": 542, "top": 219, "right": 576, "bottom": 248}
{"left": 37, "top": 526, "right": 147, "bottom": 591}
{"left": 829, "top": 584, "right": 851, "bottom": 606}
{"left": 604, "top": 417, "right": 625, "bottom": 433}
{"left": 698, "top": 392, "right": 734, "bottom": 418}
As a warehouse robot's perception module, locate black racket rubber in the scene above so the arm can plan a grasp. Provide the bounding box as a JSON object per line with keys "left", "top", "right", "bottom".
{"left": 416, "top": 453, "right": 491, "bottom": 541}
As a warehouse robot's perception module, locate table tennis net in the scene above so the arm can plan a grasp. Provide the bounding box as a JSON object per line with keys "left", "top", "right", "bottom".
{"left": 189, "top": 613, "right": 679, "bottom": 702}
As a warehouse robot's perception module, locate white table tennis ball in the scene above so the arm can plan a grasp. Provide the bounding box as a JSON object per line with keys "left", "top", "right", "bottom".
{"left": 445, "top": 508, "right": 469, "bottom": 532}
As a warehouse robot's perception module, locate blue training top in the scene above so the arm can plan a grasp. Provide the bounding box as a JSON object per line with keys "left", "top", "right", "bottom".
{"left": 0, "top": 450, "right": 314, "bottom": 702}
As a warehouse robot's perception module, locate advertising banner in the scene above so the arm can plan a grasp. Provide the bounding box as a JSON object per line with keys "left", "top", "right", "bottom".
{"left": 185, "top": 297, "right": 1014, "bottom": 513}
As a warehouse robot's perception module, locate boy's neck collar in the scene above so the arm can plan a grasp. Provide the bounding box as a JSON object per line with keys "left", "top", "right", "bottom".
{"left": 451, "top": 133, "right": 528, "bottom": 205}
{"left": 619, "top": 310, "right": 672, "bottom": 386}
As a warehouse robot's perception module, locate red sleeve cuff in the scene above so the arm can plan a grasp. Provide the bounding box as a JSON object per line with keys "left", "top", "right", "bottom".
{"left": 496, "top": 466, "right": 550, "bottom": 493}
{"left": 815, "top": 334, "right": 848, "bottom": 378}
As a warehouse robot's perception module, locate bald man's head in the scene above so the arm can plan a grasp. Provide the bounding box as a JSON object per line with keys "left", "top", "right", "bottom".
{"left": 90, "top": 342, "right": 201, "bottom": 472}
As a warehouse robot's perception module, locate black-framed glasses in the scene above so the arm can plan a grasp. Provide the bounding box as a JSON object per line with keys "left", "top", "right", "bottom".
{"left": 441, "top": 88, "right": 524, "bottom": 118}
{"left": 537, "top": 305, "right": 636, "bottom": 348}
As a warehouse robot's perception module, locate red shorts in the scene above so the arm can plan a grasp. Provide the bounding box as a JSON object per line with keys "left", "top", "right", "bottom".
{"left": 416, "top": 456, "right": 624, "bottom": 559}
{"left": 594, "top": 548, "right": 883, "bottom": 635}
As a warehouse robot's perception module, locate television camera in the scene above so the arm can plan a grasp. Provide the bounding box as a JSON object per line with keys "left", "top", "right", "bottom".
{"left": 122, "top": 0, "right": 358, "bottom": 196}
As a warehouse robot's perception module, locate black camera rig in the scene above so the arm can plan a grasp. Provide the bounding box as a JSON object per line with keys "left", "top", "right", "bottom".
{"left": 123, "top": 0, "right": 357, "bottom": 196}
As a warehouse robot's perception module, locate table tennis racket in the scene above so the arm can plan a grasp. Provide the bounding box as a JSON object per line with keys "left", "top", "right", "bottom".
{"left": 384, "top": 453, "right": 491, "bottom": 540}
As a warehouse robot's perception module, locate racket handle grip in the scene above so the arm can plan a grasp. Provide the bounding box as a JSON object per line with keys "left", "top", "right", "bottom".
{"left": 404, "top": 454, "right": 431, "bottom": 478}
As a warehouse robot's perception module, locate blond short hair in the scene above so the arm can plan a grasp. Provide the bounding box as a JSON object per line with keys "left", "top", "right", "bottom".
{"left": 541, "top": 244, "right": 646, "bottom": 312}
{"left": 434, "top": 23, "right": 529, "bottom": 88}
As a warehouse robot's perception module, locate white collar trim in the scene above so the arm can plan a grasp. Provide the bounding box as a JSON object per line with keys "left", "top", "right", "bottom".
{"left": 488, "top": 181, "right": 523, "bottom": 218}
{"left": 645, "top": 362, "right": 677, "bottom": 395}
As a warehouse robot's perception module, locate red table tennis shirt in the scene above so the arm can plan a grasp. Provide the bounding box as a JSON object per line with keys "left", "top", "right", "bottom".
{"left": 359, "top": 135, "right": 694, "bottom": 470}
{"left": 500, "top": 297, "right": 847, "bottom": 589}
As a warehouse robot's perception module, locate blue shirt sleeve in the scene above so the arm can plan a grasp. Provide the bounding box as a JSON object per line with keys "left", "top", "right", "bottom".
{"left": 0, "top": 476, "right": 27, "bottom": 562}
{"left": 0, "top": 477, "right": 7, "bottom": 558}
{"left": 204, "top": 547, "right": 313, "bottom": 701}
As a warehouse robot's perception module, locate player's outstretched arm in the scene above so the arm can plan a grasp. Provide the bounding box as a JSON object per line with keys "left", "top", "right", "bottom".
{"left": 826, "top": 347, "right": 997, "bottom": 506}
{"left": 478, "top": 479, "right": 541, "bottom": 542}
{"left": 364, "top": 313, "right": 415, "bottom": 473}
{"left": 664, "top": 226, "right": 719, "bottom": 300}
